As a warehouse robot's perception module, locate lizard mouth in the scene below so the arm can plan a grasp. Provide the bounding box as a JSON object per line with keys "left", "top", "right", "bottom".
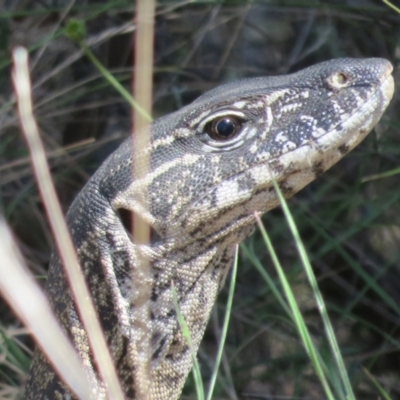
{"left": 178, "top": 65, "right": 394, "bottom": 234}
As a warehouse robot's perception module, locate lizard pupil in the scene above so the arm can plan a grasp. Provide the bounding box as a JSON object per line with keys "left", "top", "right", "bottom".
{"left": 209, "top": 117, "right": 240, "bottom": 140}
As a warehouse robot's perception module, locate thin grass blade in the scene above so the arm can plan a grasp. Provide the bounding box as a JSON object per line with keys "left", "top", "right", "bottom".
{"left": 206, "top": 244, "right": 239, "bottom": 400}
{"left": 271, "top": 179, "right": 355, "bottom": 400}
{"left": 255, "top": 213, "right": 336, "bottom": 400}
{"left": 172, "top": 285, "right": 205, "bottom": 400}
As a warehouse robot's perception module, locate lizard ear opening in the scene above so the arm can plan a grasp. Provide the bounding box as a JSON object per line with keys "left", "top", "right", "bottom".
{"left": 117, "top": 208, "right": 134, "bottom": 237}
{"left": 117, "top": 207, "right": 161, "bottom": 243}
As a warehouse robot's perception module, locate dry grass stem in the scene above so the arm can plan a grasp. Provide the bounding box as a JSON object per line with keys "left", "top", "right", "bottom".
{"left": 12, "top": 46, "right": 124, "bottom": 400}
{"left": 0, "top": 218, "right": 91, "bottom": 400}
{"left": 131, "top": 0, "right": 155, "bottom": 397}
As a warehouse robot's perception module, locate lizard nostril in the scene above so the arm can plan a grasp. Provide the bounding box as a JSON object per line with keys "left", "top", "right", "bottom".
{"left": 336, "top": 72, "right": 348, "bottom": 84}
{"left": 328, "top": 71, "right": 350, "bottom": 89}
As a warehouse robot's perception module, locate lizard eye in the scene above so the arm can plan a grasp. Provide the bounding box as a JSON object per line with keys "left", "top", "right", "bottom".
{"left": 205, "top": 116, "right": 243, "bottom": 141}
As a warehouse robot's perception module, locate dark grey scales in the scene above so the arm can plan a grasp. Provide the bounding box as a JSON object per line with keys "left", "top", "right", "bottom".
{"left": 25, "top": 58, "right": 394, "bottom": 399}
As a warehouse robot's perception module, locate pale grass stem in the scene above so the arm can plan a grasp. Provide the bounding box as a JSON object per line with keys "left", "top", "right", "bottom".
{"left": 131, "top": 0, "right": 156, "bottom": 398}
{"left": 0, "top": 218, "right": 91, "bottom": 400}
{"left": 12, "top": 46, "right": 124, "bottom": 400}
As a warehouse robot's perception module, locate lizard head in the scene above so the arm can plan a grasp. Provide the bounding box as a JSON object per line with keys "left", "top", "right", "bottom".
{"left": 90, "top": 58, "right": 393, "bottom": 397}
{"left": 115, "top": 58, "right": 393, "bottom": 244}
{"left": 28, "top": 57, "right": 394, "bottom": 400}
{"left": 96, "top": 58, "right": 395, "bottom": 261}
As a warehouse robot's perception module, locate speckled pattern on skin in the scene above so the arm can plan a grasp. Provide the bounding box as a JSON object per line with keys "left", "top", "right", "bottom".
{"left": 26, "top": 58, "right": 394, "bottom": 400}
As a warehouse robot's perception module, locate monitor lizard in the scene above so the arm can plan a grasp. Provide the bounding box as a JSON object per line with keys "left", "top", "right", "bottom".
{"left": 25, "top": 58, "right": 394, "bottom": 399}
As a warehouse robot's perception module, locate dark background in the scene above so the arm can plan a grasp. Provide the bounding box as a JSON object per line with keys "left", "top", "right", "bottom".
{"left": 1, "top": 1, "right": 400, "bottom": 399}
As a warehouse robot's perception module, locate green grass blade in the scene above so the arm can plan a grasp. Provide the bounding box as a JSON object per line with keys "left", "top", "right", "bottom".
{"left": 363, "top": 367, "right": 393, "bottom": 400}
{"left": 172, "top": 285, "right": 205, "bottom": 400}
{"left": 300, "top": 203, "right": 400, "bottom": 318}
{"left": 81, "top": 42, "right": 152, "bottom": 121}
{"left": 382, "top": 0, "right": 400, "bottom": 14}
{"left": 206, "top": 244, "right": 239, "bottom": 400}
{"left": 361, "top": 166, "right": 400, "bottom": 182}
{"left": 64, "top": 18, "right": 152, "bottom": 122}
{"left": 254, "top": 213, "right": 336, "bottom": 400}
{"left": 271, "top": 179, "right": 355, "bottom": 400}
{"left": 240, "top": 243, "right": 291, "bottom": 317}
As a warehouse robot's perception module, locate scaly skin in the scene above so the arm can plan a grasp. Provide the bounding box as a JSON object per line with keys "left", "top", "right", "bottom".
{"left": 26, "top": 58, "right": 394, "bottom": 399}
